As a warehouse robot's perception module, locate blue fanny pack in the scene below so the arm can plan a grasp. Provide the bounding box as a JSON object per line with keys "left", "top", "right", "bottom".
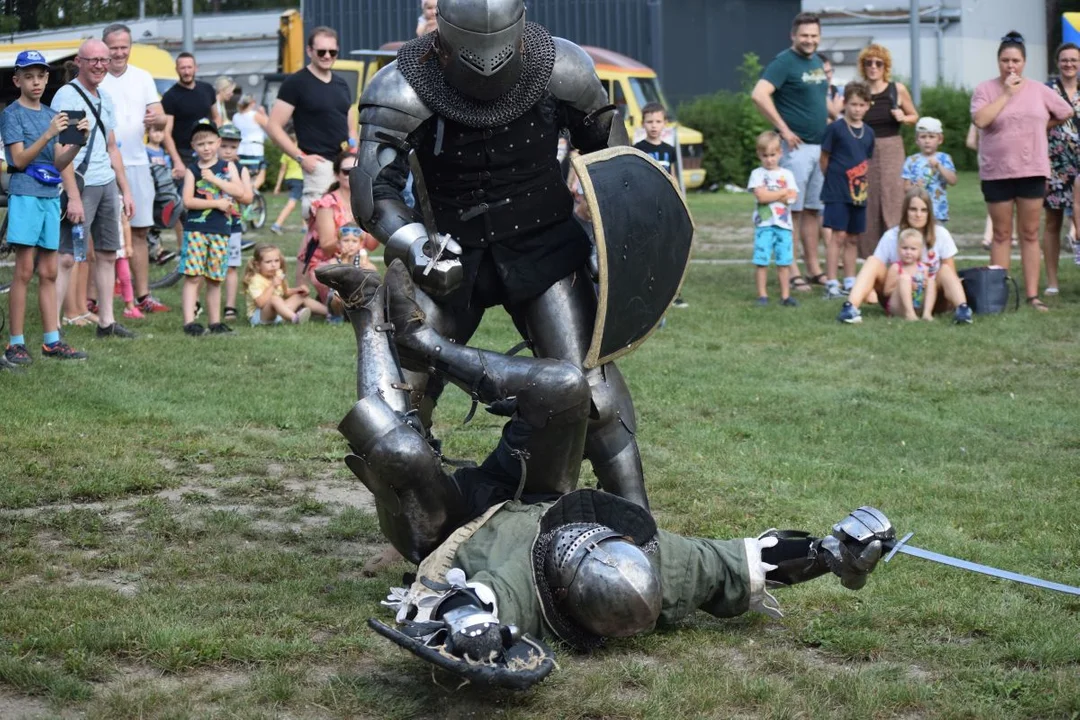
{"left": 23, "top": 163, "right": 64, "bottom": 186}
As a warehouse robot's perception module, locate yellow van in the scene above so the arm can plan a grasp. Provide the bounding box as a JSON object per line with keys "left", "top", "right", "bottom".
{"left": 0, "top": 40, "right": 177, "bottom": 105}
{"left": 583, "top": 46, "right": 705, "bottom": 190}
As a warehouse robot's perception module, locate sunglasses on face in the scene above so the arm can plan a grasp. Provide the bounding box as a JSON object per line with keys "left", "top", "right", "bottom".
{"left": 339, "top": 164, "right": 356, "bottom": 174}
{"left": 315, "top": 48, "right": 339, "bottom": 58}
{"left": 864, "top": 59, "right": 885, "bottom": 68}
{"left": 340, "top": 226, "right": 363, "bottom": 237}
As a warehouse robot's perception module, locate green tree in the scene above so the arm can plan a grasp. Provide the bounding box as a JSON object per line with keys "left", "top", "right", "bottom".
{"left": 5, "top": 0, "right": 296, "bottom": 32}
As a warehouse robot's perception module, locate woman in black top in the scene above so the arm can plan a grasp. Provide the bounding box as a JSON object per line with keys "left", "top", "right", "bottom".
{"left": 856, "top": 44, "right": 919, "bottom": 257}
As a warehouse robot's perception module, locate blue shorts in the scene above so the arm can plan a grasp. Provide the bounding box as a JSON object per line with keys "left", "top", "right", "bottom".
{"left": 752, "top": 225, "right": 793, "bottom": 267}
{"left": 780, "top": 141, "right": 823, "bottom": 212}
{"left": 822, "top": 202, "right": 867, "bottom": 235}
{"left": 249, "top": 309, "right": 284, "bottom": 326}
{"left": 8, "top": 195, "right": 61, "bottom": 251}
{"left": 284, "top": 179, "right": 303, "bottom": 201}
{"left": 238, "top": 154, "right": 266, "bottom": 174}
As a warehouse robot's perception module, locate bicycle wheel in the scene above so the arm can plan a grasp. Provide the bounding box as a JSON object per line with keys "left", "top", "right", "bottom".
{"left": 0, "top": 213, "right": 13, "bottom": 295}
{"left": 249, "top": 191, "right": 267, "bottom": 229}
{"left": 148, "top": 252, "right": 181, "bottom": 290}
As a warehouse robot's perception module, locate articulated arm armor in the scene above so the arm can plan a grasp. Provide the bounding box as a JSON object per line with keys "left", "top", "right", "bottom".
{"left": 351, "top": 64, "right": 463, "bottom": 293}
{"left": 548, "top": 38, "right": 629, "bottom": 150}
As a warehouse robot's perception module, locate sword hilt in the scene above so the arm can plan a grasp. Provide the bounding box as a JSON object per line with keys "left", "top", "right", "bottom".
{"left": 883, "top": 531, "right": 915, "bottom": 563}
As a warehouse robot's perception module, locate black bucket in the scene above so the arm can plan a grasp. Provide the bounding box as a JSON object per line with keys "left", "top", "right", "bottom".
{"left": 958, "top": 266, "right": 1019, "bottom": 314}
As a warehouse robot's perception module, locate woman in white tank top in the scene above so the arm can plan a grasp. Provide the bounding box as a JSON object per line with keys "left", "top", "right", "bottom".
{"left": 233, "top": 95, "right": 270, "bottom": 189}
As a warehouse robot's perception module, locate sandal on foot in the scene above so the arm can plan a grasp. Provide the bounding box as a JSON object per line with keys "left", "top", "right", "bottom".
{"left": 62, "top": 313, "right": 96, "bottom": 327}
{"left": 1027, "top": 296, "right": 1049, "bottom": 312}
{"left": 789, "top": 275, "right": 812, "bottom": 292}
{"left": 808, "top": 272, "right": 829, "bottom": 286}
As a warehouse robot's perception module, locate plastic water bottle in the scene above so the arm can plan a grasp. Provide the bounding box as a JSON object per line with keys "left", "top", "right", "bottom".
{"left": 72, "top": 224, "right": 87, "bottom": 263}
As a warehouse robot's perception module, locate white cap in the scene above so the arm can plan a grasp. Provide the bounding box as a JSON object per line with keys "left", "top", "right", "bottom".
{"left": 916, "top": 117, "right": 943, "bottom": 134}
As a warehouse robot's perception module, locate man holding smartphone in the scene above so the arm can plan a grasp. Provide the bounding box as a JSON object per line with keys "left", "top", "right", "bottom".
{"left": 51, "top": 38, "right": 136, "bottom": 339}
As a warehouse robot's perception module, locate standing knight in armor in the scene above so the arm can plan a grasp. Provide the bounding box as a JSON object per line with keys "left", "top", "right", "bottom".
{"left": 317, "top": 262, "right": 890, "bottom": 689}
{"left": 352, "top": 0, "right": 650, "bottom": 509}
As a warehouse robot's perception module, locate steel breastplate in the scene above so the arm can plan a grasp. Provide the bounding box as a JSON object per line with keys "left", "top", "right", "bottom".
{"left": 397, "top": 22, "right": 556, "bottom": 129}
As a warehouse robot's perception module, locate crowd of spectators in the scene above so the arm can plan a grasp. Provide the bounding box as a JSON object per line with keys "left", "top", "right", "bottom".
{"left": 4, "top": 6, "right": 1078, "bottom": 368}
{"left": 2, "top": 23, "right": 368, "bottom": 366}
{"left": 752, "top": 12, "right": 1079, "bottom": 322}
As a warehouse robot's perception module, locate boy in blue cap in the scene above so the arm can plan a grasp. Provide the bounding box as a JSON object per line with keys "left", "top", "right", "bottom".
{"left": 1, "top": 50, "right": 90, "bottom": 363}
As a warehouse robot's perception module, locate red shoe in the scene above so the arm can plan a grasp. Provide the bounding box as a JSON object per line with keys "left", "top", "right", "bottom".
{"left": 137, "top": 295, "right": 171, "bottom": 313}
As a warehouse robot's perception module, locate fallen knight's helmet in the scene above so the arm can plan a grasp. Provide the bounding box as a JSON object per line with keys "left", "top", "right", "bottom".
{"left": 542, "top": 522, "right": 662, "bottom": 639}
{"left": 435, "top": 0, "right": 527, "bottom": 102}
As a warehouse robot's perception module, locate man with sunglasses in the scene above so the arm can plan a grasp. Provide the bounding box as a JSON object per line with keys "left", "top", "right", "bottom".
{"left": 266, "top": 26, "right": 359, "bottom": 222}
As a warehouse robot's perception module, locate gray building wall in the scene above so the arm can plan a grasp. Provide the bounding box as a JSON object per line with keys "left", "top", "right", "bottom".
{"left": 303, "top": 0, "right": 801, "bottom": 103}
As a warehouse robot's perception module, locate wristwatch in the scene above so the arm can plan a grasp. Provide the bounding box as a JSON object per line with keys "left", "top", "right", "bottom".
{"left": 295, "top": 153, "right": 305, "bottom": 164}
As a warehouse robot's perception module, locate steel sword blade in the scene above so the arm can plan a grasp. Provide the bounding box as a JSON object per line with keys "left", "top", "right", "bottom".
{"left": 407, "top": 150, "right": 449, "bottom": 275}
{"left": 885, "top": 541, "right": 1080, "bottom": 597}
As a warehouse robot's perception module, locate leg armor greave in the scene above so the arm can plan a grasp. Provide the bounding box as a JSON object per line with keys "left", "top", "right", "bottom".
{"left": 339, "top": 396, "right": 468, "bottom": 564}
{"left": 399, "top": 332, "right": 593, "bottom": 496}
{"left": 317, "top": 264, "right": 468, "bottom": 562}
{"left": 522, "top": 269, "right": 650, "bottom": 511}
{"left": 582, "top": 363, "right": 648, "bottom": 511}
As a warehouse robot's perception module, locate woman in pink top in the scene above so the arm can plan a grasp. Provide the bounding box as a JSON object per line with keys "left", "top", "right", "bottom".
{"left": 972, "top": 31, "right": 1074, "bottom": 310}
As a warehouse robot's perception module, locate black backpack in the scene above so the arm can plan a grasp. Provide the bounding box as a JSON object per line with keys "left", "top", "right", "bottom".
{"left": 149, "top": 163, "right": 184, "bottom": 229}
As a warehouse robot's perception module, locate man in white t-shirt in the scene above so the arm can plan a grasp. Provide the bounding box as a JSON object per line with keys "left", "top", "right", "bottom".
{"left": 101, "top": 23, "right": 171, "bottom": 314}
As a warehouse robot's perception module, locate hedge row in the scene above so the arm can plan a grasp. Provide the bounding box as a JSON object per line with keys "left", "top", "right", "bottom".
{"left": 677, "top": 53, "right": 978, "bottom": 188}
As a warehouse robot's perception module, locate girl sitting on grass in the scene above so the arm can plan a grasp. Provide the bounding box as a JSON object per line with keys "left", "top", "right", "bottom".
{"left": 884, "top": 228, "right": 936, "bottom": 321}
{"left": 243, "top": 243, "right": 327, "bottom": 326}
{"left": 311, "top": 225, "right": 374, "bottom": 319}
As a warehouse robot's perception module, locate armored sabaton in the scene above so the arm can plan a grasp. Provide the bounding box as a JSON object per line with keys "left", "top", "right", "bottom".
{"left": 349, "top": 0, "right": 653, "bottom": 511}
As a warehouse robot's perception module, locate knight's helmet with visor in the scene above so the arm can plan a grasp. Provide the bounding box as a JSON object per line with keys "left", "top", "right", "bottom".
{"left": 435, "top": 0, "right": 527, "bottom": 102}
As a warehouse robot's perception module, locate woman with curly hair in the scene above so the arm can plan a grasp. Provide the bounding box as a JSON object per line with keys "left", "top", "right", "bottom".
{"left": 1041, "top": 42, "right": 1080, "bottom": 296}
{"left": 856, "top": 44, "right": 919, "bottom": 258}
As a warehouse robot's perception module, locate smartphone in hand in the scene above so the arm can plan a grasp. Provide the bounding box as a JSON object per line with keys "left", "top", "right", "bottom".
{"left": 57, "top": 110, "right": 87, "bottom": 146}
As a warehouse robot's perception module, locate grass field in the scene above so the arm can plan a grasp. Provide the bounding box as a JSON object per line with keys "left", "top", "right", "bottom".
{"left": 1, "top": 174, "right": 1079, "bottom": 719}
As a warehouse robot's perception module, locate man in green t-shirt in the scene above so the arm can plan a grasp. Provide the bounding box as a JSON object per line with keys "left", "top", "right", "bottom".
{"left": 752, "top": 12, "right": 830, "bottom": 291}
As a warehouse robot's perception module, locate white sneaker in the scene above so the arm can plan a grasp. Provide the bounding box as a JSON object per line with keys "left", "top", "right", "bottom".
{"left": 824, "top": 283, "right": 842, "bottom": 300}
{"left": 1045, "top": 287, "right": 1059, "bottom": 296}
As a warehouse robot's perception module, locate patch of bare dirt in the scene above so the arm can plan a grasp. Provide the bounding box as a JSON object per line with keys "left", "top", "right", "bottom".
{"left": 0, "top": 690, "right": 61, "bottom": 720}
{"left": 282, "top": 478, "right": 375, "bottom": 512}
